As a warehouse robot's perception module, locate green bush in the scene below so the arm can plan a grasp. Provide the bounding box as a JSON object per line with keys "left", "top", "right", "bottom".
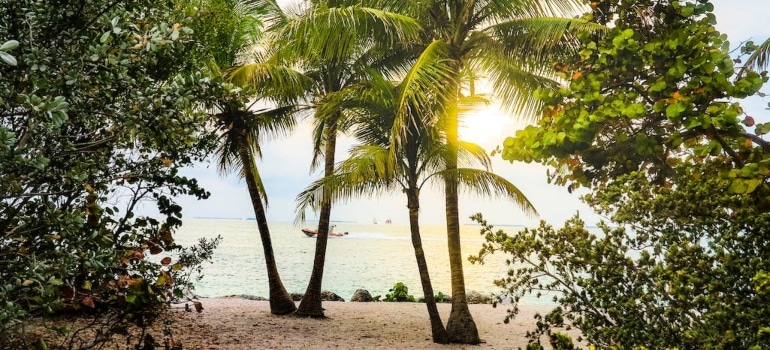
{"left": 384, "top": 282, "right": 415, "bottom": 302}
{"left": 434, "top": 291, "right": 448, "bottom": 303}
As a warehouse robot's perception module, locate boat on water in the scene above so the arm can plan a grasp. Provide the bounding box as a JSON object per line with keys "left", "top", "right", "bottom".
{"left": 301, "top": 225, "right": 348, "bottom": 238}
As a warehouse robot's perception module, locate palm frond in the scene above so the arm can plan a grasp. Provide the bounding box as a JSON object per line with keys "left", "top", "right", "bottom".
{"left": 490, "top": 17, "right": 605, "bottom": 61}
{"left": 213, "top": 102, "right": 296, "bottom": 179}
{"left": 740, "top": 37, "right": 770, "bottom": 77}
{"left": 309, "top": 116, "right": 326, "bottom": 171}
{"left": 250, "top": 0, "right": 287, "bottom": 29}
{"left": 213, "top": 103, "right": 249, "bottom": 176}
{"left": 482, "top": 0, "right": 585, "bottom": 20}
{"left": 341, "top": 145, "right": 397, "bottom": 180}
{"left": 227, "top": 63, "right": 312, "bottom": 104}
{"left": 313, "top": 87, "right": 367, "bottom": 126}
{"left": 294, "top": 146, "right": 399, "bottom": 223}
{"left": 214, "top": 128, "right": 244, "bottom": 176}
{"left": 416, "top": 141, "right": 450, "bottom": 182}
{"left": 243, "top": 145, "right": 270, "bottom": 206}
{"left": 457, "top": 140, "right": 493, "bottom": 170}
{"left": 247, "top": 105, "right": 299, "bottom": 146}
{"left": 188, "top": 0, "right": 272, "bottom": 69}
{"left": 436, "top": 167, "right": 538, "bottom": 218}
{"left": 274, "top": 5, "right": 421, "bottom": 66}
{"left": 391, "top": 39, "right": 455, "bottom": 152}
{"left": 479, "top": 54, "right": 560, "bottom": 120}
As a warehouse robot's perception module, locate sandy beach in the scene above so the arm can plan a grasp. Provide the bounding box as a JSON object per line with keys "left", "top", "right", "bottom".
{"left": 151, "top": 298, "right": 581, "bottom": 349}
{"left": 16, "top": 298, "right": 587, "bottom": 349}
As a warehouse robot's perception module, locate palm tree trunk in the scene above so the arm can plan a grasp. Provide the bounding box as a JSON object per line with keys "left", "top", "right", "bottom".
{"left": 296, "top": 119, "right": 338, "bottom": 317}
{"left": 443, "top": 103, "right": 480, "bottom": 344}
{"left": 407, "top": 188, "right": 449, "bottom": 344}
{"left": 237, "top": 141, "right": 296, "bottom": 315}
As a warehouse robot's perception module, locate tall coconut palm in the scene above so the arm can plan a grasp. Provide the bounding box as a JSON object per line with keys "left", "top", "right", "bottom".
{"left": 358, "top": 0, "right": 603, "bottom": 343}
{"left": 264, "top": 0, "right": 422, "bottom": 317}
{"left": 190, "top": 0, "right": 310, "bottom": 315}
{"left": 295, "top": 67, "right": 537, "bottom": 343}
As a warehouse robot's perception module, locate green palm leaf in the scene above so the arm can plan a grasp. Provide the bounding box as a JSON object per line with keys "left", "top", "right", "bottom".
{"left": 228, "top": 63, "right": 312, "bottom": 103}
{"left": 214, "top": 104, "right": 298, "bottom": 203}
{"left": 275, "top": 5, "right": 421, "bottom": 65}
{"left": 489, "top": 17, "right": 606, "bottom": 61}
{"left": 391, "top": 39, "right": 456, "bottom": 150}
{"left": 741, "top": 37, "right": 770, "bottom": 77}
{"left": 295, "top": 144, "right": 398, "bottom": 222}
{"left": 446, "top": 168, "right": 538, "bottom": 217}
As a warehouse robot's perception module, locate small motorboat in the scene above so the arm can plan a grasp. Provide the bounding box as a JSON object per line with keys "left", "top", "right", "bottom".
{"left": 301, "top": 224, "right": 348, "bottom": 238}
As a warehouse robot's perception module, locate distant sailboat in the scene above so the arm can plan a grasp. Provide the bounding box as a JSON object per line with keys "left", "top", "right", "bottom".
{"left": 385, "top": 218, "right": 392, "bottom": 224}
{"left": 373, "top": 218, "right": 378, "bottom": 224}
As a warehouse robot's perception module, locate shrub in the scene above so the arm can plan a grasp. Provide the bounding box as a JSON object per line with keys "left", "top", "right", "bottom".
{"left": 384, "top": 282, "right": 415, "bottom": 302}
{"left": 0, "top": 0, "right": 227, "bottom": 345}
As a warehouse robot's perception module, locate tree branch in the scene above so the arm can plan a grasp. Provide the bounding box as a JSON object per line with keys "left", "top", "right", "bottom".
{"left": 742, "top": 131, "right": 770, "bottom": 151}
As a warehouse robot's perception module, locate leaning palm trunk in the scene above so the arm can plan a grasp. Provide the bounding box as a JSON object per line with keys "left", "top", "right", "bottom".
{"left": 443, "top": 101, "right": 480, "bottom": 344}
{"left": 297, "top": 119, "right": 339, "bottom": 317}
{"left": 407, "top": 188, "right": 449, "bottom": 344}
{"left": 237, "top": 140, "right": 296, "bottom": 315}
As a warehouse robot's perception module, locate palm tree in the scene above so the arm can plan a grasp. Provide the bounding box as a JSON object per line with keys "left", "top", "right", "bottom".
{"left": 212, "top": 101, "right": 300, "bottom": 315}
{"left": 295, "top": 69, "right": 536, "bottom": 343}
{"left": 265, "top": 0, "right": 422, "bottom": 317}
{"left": 190, "top": 0, "right": 310, "bottom": 315}
{"left": 359, "top": 0, "right": 602, "bottom": 343}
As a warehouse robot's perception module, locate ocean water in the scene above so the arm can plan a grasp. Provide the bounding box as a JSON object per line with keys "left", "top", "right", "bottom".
{"left": 174, "top": 219, "right": 536, "bottom": 303}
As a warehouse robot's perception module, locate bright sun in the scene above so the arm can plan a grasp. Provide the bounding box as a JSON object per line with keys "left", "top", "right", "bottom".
{"left": 458, "top": 107, "right": 514, "bottom": 148}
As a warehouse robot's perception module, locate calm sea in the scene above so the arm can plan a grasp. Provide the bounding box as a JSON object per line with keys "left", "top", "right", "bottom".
{"left": 174, "top": 218, "right": 545, "bottom": 304}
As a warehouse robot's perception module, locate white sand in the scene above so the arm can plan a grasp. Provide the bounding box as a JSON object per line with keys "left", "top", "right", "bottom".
{"left": 157, "top": 299, "right": 584, "bottom": 349}
{"left": 20, "top": 298, "right": 586, "bottom": 349}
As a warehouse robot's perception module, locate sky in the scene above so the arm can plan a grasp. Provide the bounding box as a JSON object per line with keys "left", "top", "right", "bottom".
{"left": 154, "top": 1, "right": 770, "bottom": 227}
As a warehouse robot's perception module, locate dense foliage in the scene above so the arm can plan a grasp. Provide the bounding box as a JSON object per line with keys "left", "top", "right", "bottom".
{"left": 474, "top": 0, "right": 770, "bottom": 348}
{"left": 0, "top": 0, "right": 224, "bottom": 341}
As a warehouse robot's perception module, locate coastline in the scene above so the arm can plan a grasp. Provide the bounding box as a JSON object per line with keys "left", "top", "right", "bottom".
{"left": 173, "top": 219, "right": 530, "bottom": 304}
